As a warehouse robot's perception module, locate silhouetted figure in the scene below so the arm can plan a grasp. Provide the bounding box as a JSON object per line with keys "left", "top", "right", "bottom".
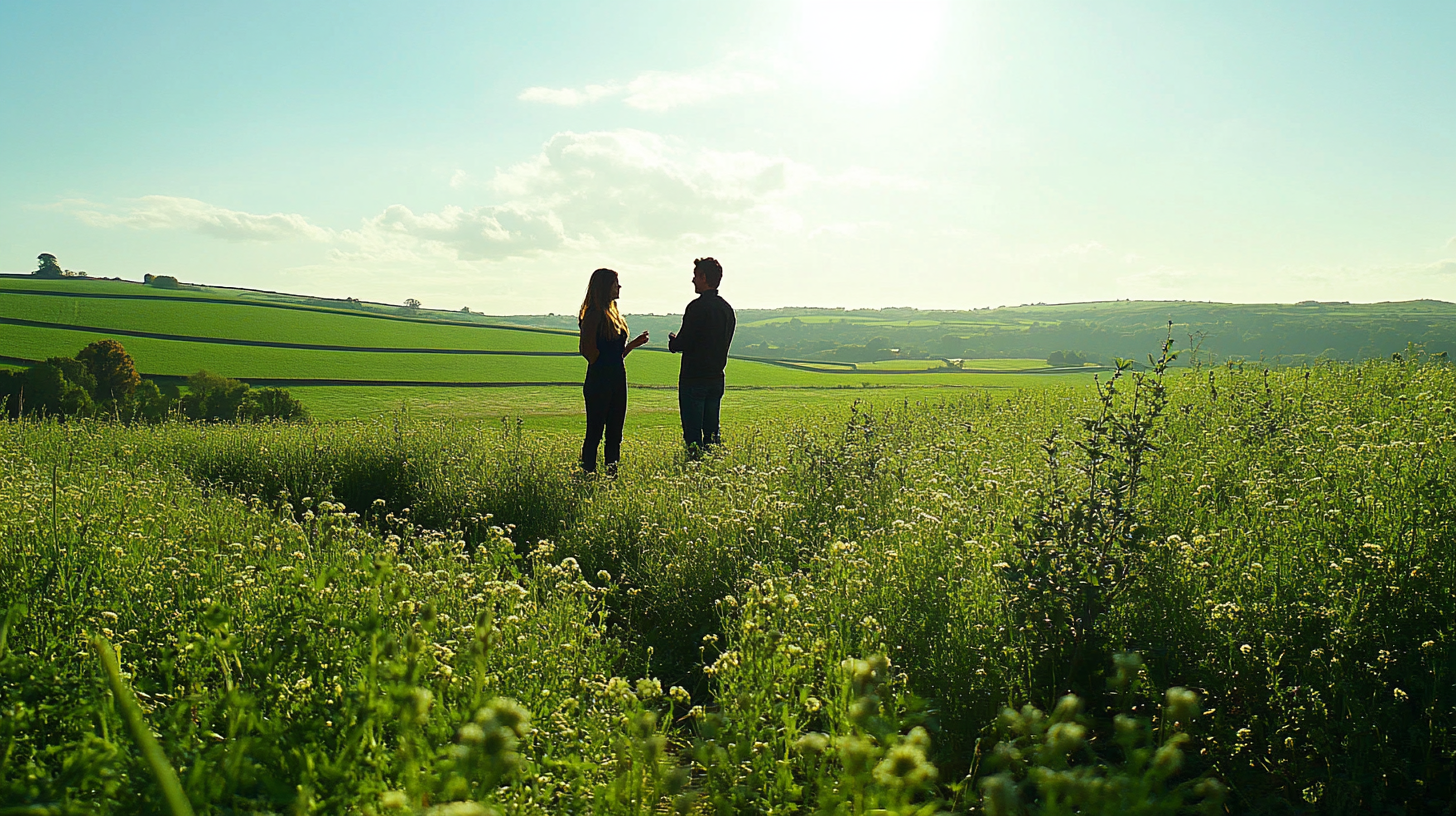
{"left": 668, "top": 258, "right": 735, "bottom": 454}
{"left": 578, "top": 268, "right": 649, "bottom": 474}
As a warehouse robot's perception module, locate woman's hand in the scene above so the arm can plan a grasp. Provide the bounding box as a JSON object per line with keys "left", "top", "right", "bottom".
{"left": 623, "top": 331, "right": 649, "bottom": 358}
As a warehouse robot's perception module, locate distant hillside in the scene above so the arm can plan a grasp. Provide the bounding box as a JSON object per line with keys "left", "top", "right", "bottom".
{"left": 496, "top": 300, "right": 1456, "bottom": 366}
{"left": 5, "top": 274, "right": 1452, "bottom": 366}
{"left": 0, "top": 276, "right": 1094, "bottom": 387}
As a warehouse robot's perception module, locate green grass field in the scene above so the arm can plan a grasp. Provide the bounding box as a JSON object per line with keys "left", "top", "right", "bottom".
{"left": 0, "top": 283, "right": 1099, "bottom": 411}
{"left": 1, "top": 285, "right": 579, "bottom": 350}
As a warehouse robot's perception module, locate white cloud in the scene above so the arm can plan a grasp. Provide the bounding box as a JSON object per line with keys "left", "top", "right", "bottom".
{"left": 63, "top": 195, "right": 330, "bottom": 242}
{"left": 517, "top": 83, "right": 621, "bottom": 106}
{"left": 339, "top": 203, "right": 567, "bottom": 263}
{"left": 621, "top": 64, "right": 776, "bottom": 111}
{"left": 517, "top": 55, "right": 777, "bottom": 111}
{"left": 327, "top": 130, "right": 810, "bottom": 265}
{"left": 58, "top": 130, "right": 915, "bottom": 272}
{"left": 491, "top": 129, "right": 808, "bottom": 242}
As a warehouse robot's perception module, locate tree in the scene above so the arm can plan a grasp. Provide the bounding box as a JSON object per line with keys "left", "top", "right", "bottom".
{"left": 22, "top": 362, "right": 93, "bottom": 418}
{"left": 181, "top": 370, "right": 250, "bottom": 421}
{"left": 403, "top": 298, "right": 422, "bottom": 310}
{"left": 122, "top": 379, "right": 177, "bottom": 423}
{"left": 35, "top": 253, "right": 62, "bottom": 278}
{"left": 240, "top": 387, "right": 309, "bottom": 422}
{"left": 1047, "top": 350, "right": 1089, "bottom": 367}
{"left": 0, "top": 370, "right": 22, "bottom": 418}
{"left": 77, "top": 340, "right": 141, "bottom": 403}
{"left": 45, "top": 356, "right": 97, "bottom": 399}
{"left": 144, "top": 274, "right": 180, "bottom": 289}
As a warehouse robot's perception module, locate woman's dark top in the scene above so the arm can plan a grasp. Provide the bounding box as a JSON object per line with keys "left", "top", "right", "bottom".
{"left": 579, "top": 309, "right": 627, "bottom": 372}
{"left": 591, "top": 332, "right": 626, "bottom": 371}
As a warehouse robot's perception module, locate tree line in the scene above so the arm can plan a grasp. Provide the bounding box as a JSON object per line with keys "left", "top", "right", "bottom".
{"left": 0, "top": 339, "right": 308, "bottom": 423}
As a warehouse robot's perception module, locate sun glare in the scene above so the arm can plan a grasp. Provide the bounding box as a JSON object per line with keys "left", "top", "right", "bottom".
{"left": 794, "top": 0, "right": 947, "bottom": 97}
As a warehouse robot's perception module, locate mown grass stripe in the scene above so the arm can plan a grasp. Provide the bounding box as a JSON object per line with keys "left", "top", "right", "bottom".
{"left": 0, "top": 286, "right": 577, "bottom": 337}
{"left": 0, "top": 316, "right": 580, "bottom": 356}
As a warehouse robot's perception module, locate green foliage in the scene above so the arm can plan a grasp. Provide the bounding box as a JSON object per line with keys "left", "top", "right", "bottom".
{"left": 1000, "top": 336, "right": 1177, "bottom": 700}
{"left": 977, "top": 655, "right": 1225, "bottom": 815}
{"left": 34, "top": 253, "right": 63, "bottom": 278}
{"left": 21, "top": 360, "right": 95, "bottom": 417}
{"left": 1046, "top": 350, "right": 1088, "bottom": 367}
{"left": 181, "top": 370, "right": 252, "bottom": 421}
{"left": 46, "top": 355, "right": 98, "bottom": 398}
{"left": 1, "top": 356, "right": 1454, "bottom": 813}
{"left": 239, "top": 386, "right": 309, "bottom": 423}
{"left": 77, "top": 339, "right": 142, "bottom": 403}
{"left": 144, "top": 274, "right": 182, "bottom": 289}
{"left": 123, "top": 378, "right": 179, "bottom": 423}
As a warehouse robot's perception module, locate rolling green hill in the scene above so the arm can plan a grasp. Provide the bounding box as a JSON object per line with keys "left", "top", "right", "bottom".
{"left": 0, "top": 278, "right": 1093, "bottom": 403}
{"left": 497, "top": 297, "right": 1456, "bottom": 365}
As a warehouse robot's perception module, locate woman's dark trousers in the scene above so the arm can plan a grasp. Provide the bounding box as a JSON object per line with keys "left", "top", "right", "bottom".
{"left": 582, "top": 366, "right": 627, "bottom": 473}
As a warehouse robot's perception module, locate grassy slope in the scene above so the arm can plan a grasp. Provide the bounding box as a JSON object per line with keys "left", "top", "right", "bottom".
{"left": 1, "top": 283, "right": 577, "bottom": 351}
{"left": 1, "top": 297, "right": 578, "bottom": 351}
{"left": 0, "top": 285, "right": 1099, "bottom": 389}
{"left": 0, "top": 321, "right": 1096, "bottom": 388}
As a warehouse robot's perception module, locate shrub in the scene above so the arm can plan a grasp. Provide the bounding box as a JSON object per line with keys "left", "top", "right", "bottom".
{"left": 122, "top": 379, "right": 178, "bottom": 423}
{"left": 143, "top": 274, "right": 181, "bottom": 289}
{"left": 19, "top": 361, "right": 93, "bottom": 418}
{"left": 181, "top": 370, "right": 251, "bottom": 421}
{"left": 239, "top": 387, "right": 309, "bottom": 423}
{"left": 1046, "top": 349, "right": 1089, "bottom": 367}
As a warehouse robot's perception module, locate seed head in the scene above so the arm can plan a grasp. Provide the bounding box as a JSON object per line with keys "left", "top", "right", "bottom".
{"left": 1043, "top": 722, "right": 1087, "bottom": 756}
{"left": 980, "top": 774, "right": 1020, "bottom": 816}
{"left": 1165, "top": 687, "right": 1200, "bottom": 723}
{"left": 636, "top": 678, "right": 663, "bottom": 701}
{"left": 835, "top": 735, "right": 875, "bottom": 776}
{"left": 873, "top": 742, "right": 937, "bottom": 787}
{"left": 795, "top": 732, "right": 830, "bottom": 755}
{"left": 477, "top": 698, "right": 530, "bottom": 737}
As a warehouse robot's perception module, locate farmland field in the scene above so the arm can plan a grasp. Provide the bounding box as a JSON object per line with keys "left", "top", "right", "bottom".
{"left": 2, "top": 355, "right": 1453, "bottom": 814}
{"left": 0, "top": 284, "right": 1100, "bottom": 409}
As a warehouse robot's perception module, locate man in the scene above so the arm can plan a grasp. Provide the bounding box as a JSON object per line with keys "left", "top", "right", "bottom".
{"left": 668, "top": 257, "right": 736, "bottom": 453}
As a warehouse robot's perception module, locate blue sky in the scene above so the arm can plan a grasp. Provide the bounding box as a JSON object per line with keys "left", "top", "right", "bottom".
{"left": 3, "top": 1, "right": 1454, "bottom": 313}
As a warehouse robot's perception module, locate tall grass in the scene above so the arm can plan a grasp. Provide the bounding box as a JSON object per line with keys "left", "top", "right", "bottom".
{"left": 1, "top": 356, "right": 1452, "bottom": 813}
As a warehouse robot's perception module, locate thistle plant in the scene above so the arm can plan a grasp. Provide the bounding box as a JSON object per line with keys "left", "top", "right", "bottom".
{"left": 998, "top": 328, "right": 1178, "bottom": 702}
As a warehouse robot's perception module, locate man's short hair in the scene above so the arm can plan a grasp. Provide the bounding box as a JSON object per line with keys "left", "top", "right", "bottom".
{"left": 695, "top": 257, "right": 723, "bottom": 288}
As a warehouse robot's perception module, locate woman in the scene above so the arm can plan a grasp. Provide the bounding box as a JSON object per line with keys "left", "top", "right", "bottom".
{"left": 578, "top": 268, "right": 649, "bottom": 474}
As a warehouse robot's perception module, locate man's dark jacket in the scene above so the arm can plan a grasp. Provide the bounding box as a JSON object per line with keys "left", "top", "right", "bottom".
{"left": 668, "top": 290, "right": 735, "bottom": 384}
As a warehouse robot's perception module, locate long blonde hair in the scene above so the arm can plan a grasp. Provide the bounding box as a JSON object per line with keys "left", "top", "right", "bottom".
{"left": 579, "top": 267, "right": 628, "bottom": 338}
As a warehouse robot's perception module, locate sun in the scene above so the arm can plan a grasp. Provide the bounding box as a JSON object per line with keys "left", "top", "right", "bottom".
{"left": 794, "top": 0, "right": 948, "bottom": 97}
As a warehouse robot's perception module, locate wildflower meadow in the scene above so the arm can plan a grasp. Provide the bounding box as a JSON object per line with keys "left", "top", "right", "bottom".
{"left": 2, "top": 350, "right": 1452, "bottom": 814}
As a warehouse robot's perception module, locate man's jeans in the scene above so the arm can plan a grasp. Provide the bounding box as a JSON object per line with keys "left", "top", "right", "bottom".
{"left": 679, "top": 379, "right": 725, "bottom": 451}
